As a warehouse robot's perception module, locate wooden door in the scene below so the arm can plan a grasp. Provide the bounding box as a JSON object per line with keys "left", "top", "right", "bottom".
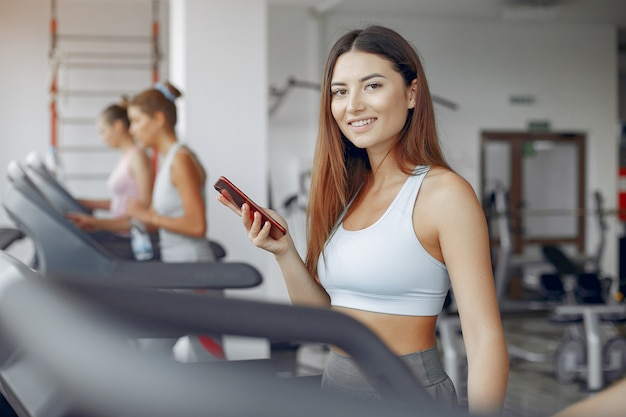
{"left": 481, "top": 131, "right": 586, "bottom": 255}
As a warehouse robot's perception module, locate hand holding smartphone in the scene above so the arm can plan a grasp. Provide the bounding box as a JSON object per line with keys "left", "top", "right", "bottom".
{"left": 214, "top": 176, "right": 287, "bottom": 240}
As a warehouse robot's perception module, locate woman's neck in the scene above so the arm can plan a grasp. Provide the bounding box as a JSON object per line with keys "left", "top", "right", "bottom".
{"left": 118, "top": 134, "right": 137, "bottom": 152}
{"left": 155, "top": 132, "right": 178, "bottom": 156}
{"left": 368, "top": 149, "right": 398, "bottom": 179}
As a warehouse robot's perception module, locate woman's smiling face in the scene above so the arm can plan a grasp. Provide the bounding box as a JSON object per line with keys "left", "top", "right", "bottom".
{"left": 330, "top": 51, "right": 415, "bottom": 154}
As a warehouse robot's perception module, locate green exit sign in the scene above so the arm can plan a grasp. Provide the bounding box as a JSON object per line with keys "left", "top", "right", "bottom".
{"left": 528, "top": 120, "right": 551, "bottom": 132}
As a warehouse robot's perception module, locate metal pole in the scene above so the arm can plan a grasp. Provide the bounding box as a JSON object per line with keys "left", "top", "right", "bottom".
{"left": 151, "top": 0, "right": 160, "bottom": 84}
{"left": 50, "top": 0, "right": 58, "bottom": 150}
{"left": 150, "top": 0, "right": 161, "bottom": 177}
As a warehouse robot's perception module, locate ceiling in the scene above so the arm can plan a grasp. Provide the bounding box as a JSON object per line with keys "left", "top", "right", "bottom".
{"left": 269, "top": 0, "right": 626, "bottom": 27}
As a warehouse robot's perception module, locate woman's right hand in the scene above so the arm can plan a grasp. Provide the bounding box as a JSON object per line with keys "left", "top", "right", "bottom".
{"left": 66, "top": 212, "right": 97, "bottom": 231}
{"left": 216, "top": 193, "right": 290, "bottom": 256}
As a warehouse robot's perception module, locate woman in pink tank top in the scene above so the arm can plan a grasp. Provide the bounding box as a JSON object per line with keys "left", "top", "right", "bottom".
{"left": 67, "top": 100, "right": 153, "bottom": 235}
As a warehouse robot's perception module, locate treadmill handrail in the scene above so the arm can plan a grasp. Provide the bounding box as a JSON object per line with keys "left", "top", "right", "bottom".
{"left": 24, "top": 151, "right": 91, "bottom": 215}
{"left": 0, "top": 251, "right": 460, "bottom": 417}
{"left": 56, "top": 280, "right": 431, "bottom": 404}
{"left": 3, "top": 160, "right": 261, "bottom": 290}
{"left": 0, "top": 228, "right": 24, "bottom": 251}
{"left": 49, "top": 260, "right": 262, "bottom": 289}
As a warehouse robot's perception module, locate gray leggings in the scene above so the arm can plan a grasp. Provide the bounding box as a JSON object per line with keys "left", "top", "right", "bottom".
{"left": 321, "top": 345, "right": 458, "bottom": 408}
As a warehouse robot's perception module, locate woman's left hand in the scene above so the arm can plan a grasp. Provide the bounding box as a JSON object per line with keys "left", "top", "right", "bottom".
{"left": 125, "top": 198, "right": 150, "bottom": 223}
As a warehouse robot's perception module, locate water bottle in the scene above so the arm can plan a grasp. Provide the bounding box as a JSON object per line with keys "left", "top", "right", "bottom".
{"left": 130, "top": 219, "right": 154, "bottom": 261}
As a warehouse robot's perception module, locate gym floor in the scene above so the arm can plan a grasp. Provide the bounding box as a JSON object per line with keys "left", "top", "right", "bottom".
{"left": 500, "top": 313, "right": 621, "bottom": 417}
{"left": 295, "top": 312, "right": 626, "bottom": 417}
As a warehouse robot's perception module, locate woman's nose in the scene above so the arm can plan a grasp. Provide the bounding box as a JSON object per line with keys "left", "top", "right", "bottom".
{"left": 347, "top": 93, "right": 365, "bottom": 112}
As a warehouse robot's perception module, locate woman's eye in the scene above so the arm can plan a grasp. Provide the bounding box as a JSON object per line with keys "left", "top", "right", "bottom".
{"left": 331, "top": 89, "right": 348, "bottom": 97}
{"left": 365, "top": 82, "right": 382, "bottom": 91}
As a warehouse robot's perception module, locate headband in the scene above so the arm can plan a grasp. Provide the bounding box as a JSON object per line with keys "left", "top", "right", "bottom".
{"left": 154, "top": 82, "right": 177, "bottom": 103}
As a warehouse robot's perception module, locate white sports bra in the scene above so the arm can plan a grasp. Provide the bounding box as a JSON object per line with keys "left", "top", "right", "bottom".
{"left": 317, "top": 166, "right": 450, "bottom": 316}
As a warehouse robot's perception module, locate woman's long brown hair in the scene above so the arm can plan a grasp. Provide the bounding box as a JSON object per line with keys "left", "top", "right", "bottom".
{"left": 305, "top": 25, "right": 451, "bottom": 277}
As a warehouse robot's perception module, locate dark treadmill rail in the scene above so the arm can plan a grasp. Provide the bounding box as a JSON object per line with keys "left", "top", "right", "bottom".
{"left": 0, "top": 251, "right": 468, "bottom": 417}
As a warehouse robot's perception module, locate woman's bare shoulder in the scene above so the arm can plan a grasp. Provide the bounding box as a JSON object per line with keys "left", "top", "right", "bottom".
{"left": 424, "top": 167, "right": 477, "bottom": 198}
{"left": 172, "top": 146, "right": 206, "bottom": 183}
{"left": 131, "top": 147, "right": 151, "bottom": 164}
{"left": 417, "top": 167, "right": 482, "bottom": 225}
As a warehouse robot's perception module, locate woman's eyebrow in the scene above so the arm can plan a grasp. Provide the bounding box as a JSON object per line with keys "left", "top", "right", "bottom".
{"left": 360, "top": 73, "right": 386, "bottom": 82}
{"left": 330, "top": 73, "right": 387, "bottom": 87}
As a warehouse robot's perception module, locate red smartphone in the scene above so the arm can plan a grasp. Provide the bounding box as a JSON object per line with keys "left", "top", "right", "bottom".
{"left": 214, "top": 176, "right": 287, "bottom": 240}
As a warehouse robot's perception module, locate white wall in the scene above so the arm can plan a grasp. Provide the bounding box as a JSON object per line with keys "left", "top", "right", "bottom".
{"left": 0, "top": 0, "right": 51, "bottom": 260}
{"left": 0, "top": 0, "right": 49, "bottom": 219}
{"left": 51, "top": 0, "right": 164, "bottom": 199}
{"left": 267, "top": 6, "right": 322, "bottom": 262}
{"left": 168, "top": 0, "right": 275, "bottom": 302}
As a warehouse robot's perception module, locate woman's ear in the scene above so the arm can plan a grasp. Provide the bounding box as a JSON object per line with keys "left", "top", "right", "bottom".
{"left": 112, "top": 119, "right": 125, "bottom": 133}
{"left": 153, "top": 110, "right": 167, "bottom": 128}
{"left": 408, "top": 79, "right": 418, "bottom": 110}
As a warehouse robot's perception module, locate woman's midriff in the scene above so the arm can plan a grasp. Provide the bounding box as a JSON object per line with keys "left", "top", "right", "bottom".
{"left": 331, "top": 306, "right": 438, "bottom": 356}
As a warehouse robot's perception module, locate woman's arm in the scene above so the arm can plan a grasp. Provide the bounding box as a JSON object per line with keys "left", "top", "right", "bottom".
{"left": 128, "top": 148, "right": 153, "bottom": 208}
{"left": 150, "top": 150, "right": 206, "bottom": 237}
{"left": 66, "top": 212, "right": 130, "bottom": 232}
{"left": 429, "top": 170, "right": 509, "bottom": 414}
{"left": 77, "top": 198, "right": 111, "bottom": 211}
{"left": 551, "top": 377, "right": 625, "bottom": 417}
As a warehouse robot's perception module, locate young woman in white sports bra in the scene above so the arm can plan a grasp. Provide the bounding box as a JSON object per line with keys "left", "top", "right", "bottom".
{"left": 218, "top": 25, "right": 508, "bottom": 414}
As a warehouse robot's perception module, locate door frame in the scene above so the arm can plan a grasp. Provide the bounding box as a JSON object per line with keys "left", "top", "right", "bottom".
{"left": 480, "top": 130, "right": 586, "bottom": 254}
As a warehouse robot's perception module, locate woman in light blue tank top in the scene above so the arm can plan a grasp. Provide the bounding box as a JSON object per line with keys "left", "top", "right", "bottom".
{"left": 218, "top": 26, "right": 508, "bottom": 414}
{"left": 125, "top": 81, "right": 221, "bottom": 362}
{"left": 125, "top": 82, "right": 214, "bottom": 263}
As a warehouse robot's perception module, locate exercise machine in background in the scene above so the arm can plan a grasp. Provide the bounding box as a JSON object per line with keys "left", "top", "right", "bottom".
{"left": 489, "top": 183, "right": 626, "bottom": 391}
